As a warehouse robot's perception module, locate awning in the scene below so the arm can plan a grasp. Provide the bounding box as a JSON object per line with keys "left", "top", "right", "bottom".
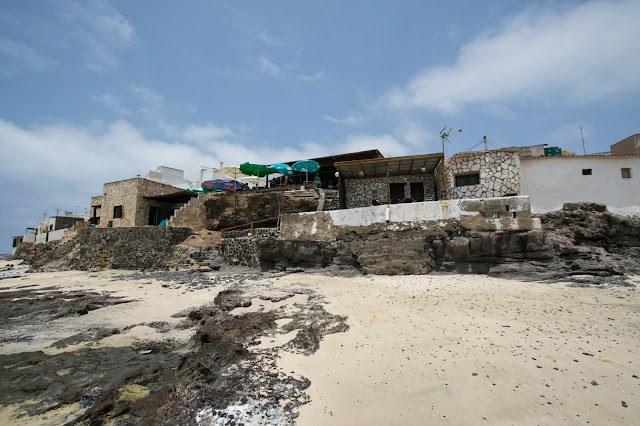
{"left": 144, "top": 190, "right": 198, "bottom": 203}
{"left": 334, "top": 152, "right": 443, "bottom": 179}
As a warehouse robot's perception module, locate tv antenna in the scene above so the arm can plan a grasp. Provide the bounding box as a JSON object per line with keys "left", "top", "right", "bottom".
{"left": 439, "top": 127, "right": 462, "bottom": 200}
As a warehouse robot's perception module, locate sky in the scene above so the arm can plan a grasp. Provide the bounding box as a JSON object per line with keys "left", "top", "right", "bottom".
{"left": 1, "top": 0, "right": 639, "bottom": 251}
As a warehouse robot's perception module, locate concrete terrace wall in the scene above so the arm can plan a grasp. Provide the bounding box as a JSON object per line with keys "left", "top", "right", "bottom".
{"left": 445, "top": 151, "right": 520, "bottom": 200}
{"left": 345, "top": 174, "right": 437, "bottom": 208}
{"left": 521, "top": 156, "right": 640, "bottom": 215}
{"left": 281, "top": 196, "right": 539, "bottom": 242}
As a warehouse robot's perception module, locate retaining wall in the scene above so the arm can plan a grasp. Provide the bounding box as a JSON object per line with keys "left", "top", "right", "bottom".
{"left": 281, "top": 196, "right": 540, "bottom": 242}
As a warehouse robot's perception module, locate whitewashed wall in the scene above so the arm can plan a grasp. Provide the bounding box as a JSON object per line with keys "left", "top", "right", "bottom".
{"left": 520, "top": 156, "right": 640, "bottom": 215}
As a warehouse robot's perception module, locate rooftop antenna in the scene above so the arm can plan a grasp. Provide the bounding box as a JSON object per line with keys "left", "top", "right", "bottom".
{"left": 439, "top": 127, "right": 462, "bottom": 200}
{"left": 580, "top": 126, "right": 586, "bottom": 155}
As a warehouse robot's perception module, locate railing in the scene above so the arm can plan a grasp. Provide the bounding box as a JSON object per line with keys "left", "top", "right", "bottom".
{"left": 220, "top": 216, "right": 280, "bottom": 234}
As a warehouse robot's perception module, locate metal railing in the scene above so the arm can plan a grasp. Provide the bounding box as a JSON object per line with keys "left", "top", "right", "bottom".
{"left": 219, "top": 216, "right": 280, "bottom": 235}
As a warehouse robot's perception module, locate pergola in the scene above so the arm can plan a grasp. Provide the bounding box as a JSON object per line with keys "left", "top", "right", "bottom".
{"left": 334, "top": 152, "right": 444, "bottom": 207}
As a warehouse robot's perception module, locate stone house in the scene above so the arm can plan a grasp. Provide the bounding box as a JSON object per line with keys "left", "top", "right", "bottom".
{"left": 90, "top": 177, "right": 196, "bottom": 228}
{"left": 436, "top": 150, "right": 521, "bottom": 200}
{"left": 334, "top": 153, "right": 443, "bottom": 208}
{"left": 610, "top": 134, "right": 640, "bottom": 156}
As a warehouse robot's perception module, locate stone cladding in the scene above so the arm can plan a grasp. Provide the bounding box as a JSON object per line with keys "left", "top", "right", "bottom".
{"left": 444, "top": 151, "right": 520, "bottom": 200}
{"left": 218, "top": 228, "right": 280, "bottom": 267}
{"left": 345, "top": 174, "right": 436, "bottom": 208}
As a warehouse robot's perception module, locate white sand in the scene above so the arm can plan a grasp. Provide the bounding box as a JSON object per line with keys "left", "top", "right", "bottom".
{"left": 1, "top": 268, "right": 639, "bottom": 425}
{"left": 270, "top": 273, "right": 640, "bottom": 425}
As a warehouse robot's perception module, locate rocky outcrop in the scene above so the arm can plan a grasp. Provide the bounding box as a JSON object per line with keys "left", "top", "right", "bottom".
{"left": 27, "top": 227, "right": 195, "bottom": 271}
{"left": 25, "top": 202, "right": 640, "bottom": 280}
{"left": 255, "top": 203, "right": 640, "bottom": 279}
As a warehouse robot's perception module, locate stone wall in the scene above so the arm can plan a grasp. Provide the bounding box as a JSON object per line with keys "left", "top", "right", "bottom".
{"left": 610, "top": 134, "right": 640, "bottom": 155}
{"left": 169, "top": 189, "right": 338, "bottom": 231}
{"left": 218, "top": 229, "right": 280, "bottom": 267}
{"left": 444, "top": 151, "right": 520, "bottom": 200}
{"left": 99, "top": 179, "right": 139, "bottom": 227}
{"left": 344, "top": 174, "right": 437, "bottom": 208}
{"left": 30, "top": 227, "right": 194, "bottom": 270}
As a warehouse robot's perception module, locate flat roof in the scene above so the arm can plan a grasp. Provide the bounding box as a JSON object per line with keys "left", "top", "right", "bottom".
{"left": 521, "top": 154, "right": 640, "bottom": 160}
{"left": 143, "top": 190, "right": 197, "bottom": 203}
{"left": 285, "top": 149, "right": 384, "bottom": 169}
{"left": 335, "top": 152, "right": 443, "bottom": 179}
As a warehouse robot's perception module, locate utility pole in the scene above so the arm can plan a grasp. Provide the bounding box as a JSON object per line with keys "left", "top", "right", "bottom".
{"left": 580, "top": 126, "right": 586, "bottom": 155}
{"left": 483, "top": 136, "right": 488, "bottom": 151}
{"left": 439, "top": 127, "right": 462, "bottom": 200}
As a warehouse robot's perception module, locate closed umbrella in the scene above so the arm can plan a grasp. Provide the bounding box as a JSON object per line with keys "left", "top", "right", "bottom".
{"left": 292, "top": 159, "right": 320, "bottom": 183}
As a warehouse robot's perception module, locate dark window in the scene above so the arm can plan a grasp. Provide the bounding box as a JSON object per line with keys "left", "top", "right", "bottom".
{"left": 455, "top": 173, "right": 480, "bottom": 187}
{"left": 149, "top": 206, "right": 159, "bottom": 226}
{"left": 621, "top": 168, "right": 632, "bottom": 179}
{"left": 390, "top": 183, "right": 404, "bottom": 201}
{"left": 113, "top": 205, "right": 123, "bottom": 218}
{"left": 582, "top": 169, "right": 592, "bottom": 175}
{"left": 410, "top": 182, "right": 424, "bottom": 201}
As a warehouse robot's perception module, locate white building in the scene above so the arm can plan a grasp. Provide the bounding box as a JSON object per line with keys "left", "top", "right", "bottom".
{"left": 520, "top": 155, "right": 639, "bottom": 215}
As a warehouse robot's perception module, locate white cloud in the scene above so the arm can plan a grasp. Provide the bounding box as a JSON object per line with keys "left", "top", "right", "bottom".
{"left": 89, "top": 93, "right": 128, "bottom": 115}
{"left": 0, "top": 38, "right": 50, "bottom": 70}
{"left": 258, "top": 56, "right": 281, "bottom": 76}
{"left": 299, "top": 71, "right": 326, "bottom": 82}
{"left": 394, "top": 120, "right": 434, "bottom": 150}
{"left": 323, "top": 113, "right": 362, "bottom": 126}
{"left": 60, "top": 0, "right": 136, "bottom": 71}
{"left": 340, "top": 134, "right": 410, "bottom": 157}
{"left": 255, "top": 31, "right": 283, "bottom": 47}
{"left": 383, "top": 0, "right": 640, "bottom": 114}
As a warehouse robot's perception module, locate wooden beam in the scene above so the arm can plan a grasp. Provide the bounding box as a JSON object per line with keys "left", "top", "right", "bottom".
{"left": 386, "top": 163, "right": 391, "bottom": 205}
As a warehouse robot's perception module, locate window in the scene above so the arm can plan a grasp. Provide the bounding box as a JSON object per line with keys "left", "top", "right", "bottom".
{"left": 113, "top": 205, "right": 123, "bottom": 218}
{"left": 410, "top": 182, "right": 424, "bottom": 201}
{"left": 621, "top": 168, "right": 632, "bottom": 179}
{"left": 582, "top": 169, "right": 592, "bottom": 175}
{"left": 455, "top": 173, "right": 480, "bottom": 187}
{"left": 390, "top": 183, "right": 404, "bottom": 202}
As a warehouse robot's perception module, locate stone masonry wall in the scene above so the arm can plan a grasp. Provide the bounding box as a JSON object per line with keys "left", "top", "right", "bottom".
{"left": 218, "top": 228, "right": 279, "bottom": 267}
{"left": 99, "top": 179, "right": 139, "bottom": 228}
{"left": 30, "top": 227, "right": 194, "bottom": 271}
{"left": 345, "top": 174, "right": 437, "bottom": 208}
{"left": 445, "top": 151, "right": 520, "bottom": 200}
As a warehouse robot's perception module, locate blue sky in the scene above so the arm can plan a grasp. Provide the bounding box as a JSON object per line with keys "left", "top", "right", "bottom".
{"left": 1, "top": 0, "right": 639, "bottom": 251}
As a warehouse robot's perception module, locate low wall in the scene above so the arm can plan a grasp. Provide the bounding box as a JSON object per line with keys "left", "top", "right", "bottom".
{"left": 218, "top": 228, "right": 279, "bottom": 267}
{"left": 33, "top": 227, "right": 194, "bottom": 271}
{"left": 281, "top": 196, "right": 540, "bottom": 242}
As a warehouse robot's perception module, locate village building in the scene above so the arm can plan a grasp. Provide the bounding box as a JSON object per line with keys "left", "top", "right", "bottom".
{"left": 520, "top": 154, "right": 639, "bottom": 215}
{"left": 334, "top": 153, "right": 443, "bottom": 209}
{"left": 610, "top": 133, "right": 640, "bottom": 156}
{"left": 90, "top": 176, "right": 196, "bottom": 228}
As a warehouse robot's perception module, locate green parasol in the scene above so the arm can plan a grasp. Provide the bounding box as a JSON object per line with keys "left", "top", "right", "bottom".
{"left": 239, "top": 162, "right": 276, "bottom": 177}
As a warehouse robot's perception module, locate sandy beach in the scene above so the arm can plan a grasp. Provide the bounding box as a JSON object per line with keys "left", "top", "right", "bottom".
{"left": 0, "top": 261, "right": 638, "bottom": 424}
